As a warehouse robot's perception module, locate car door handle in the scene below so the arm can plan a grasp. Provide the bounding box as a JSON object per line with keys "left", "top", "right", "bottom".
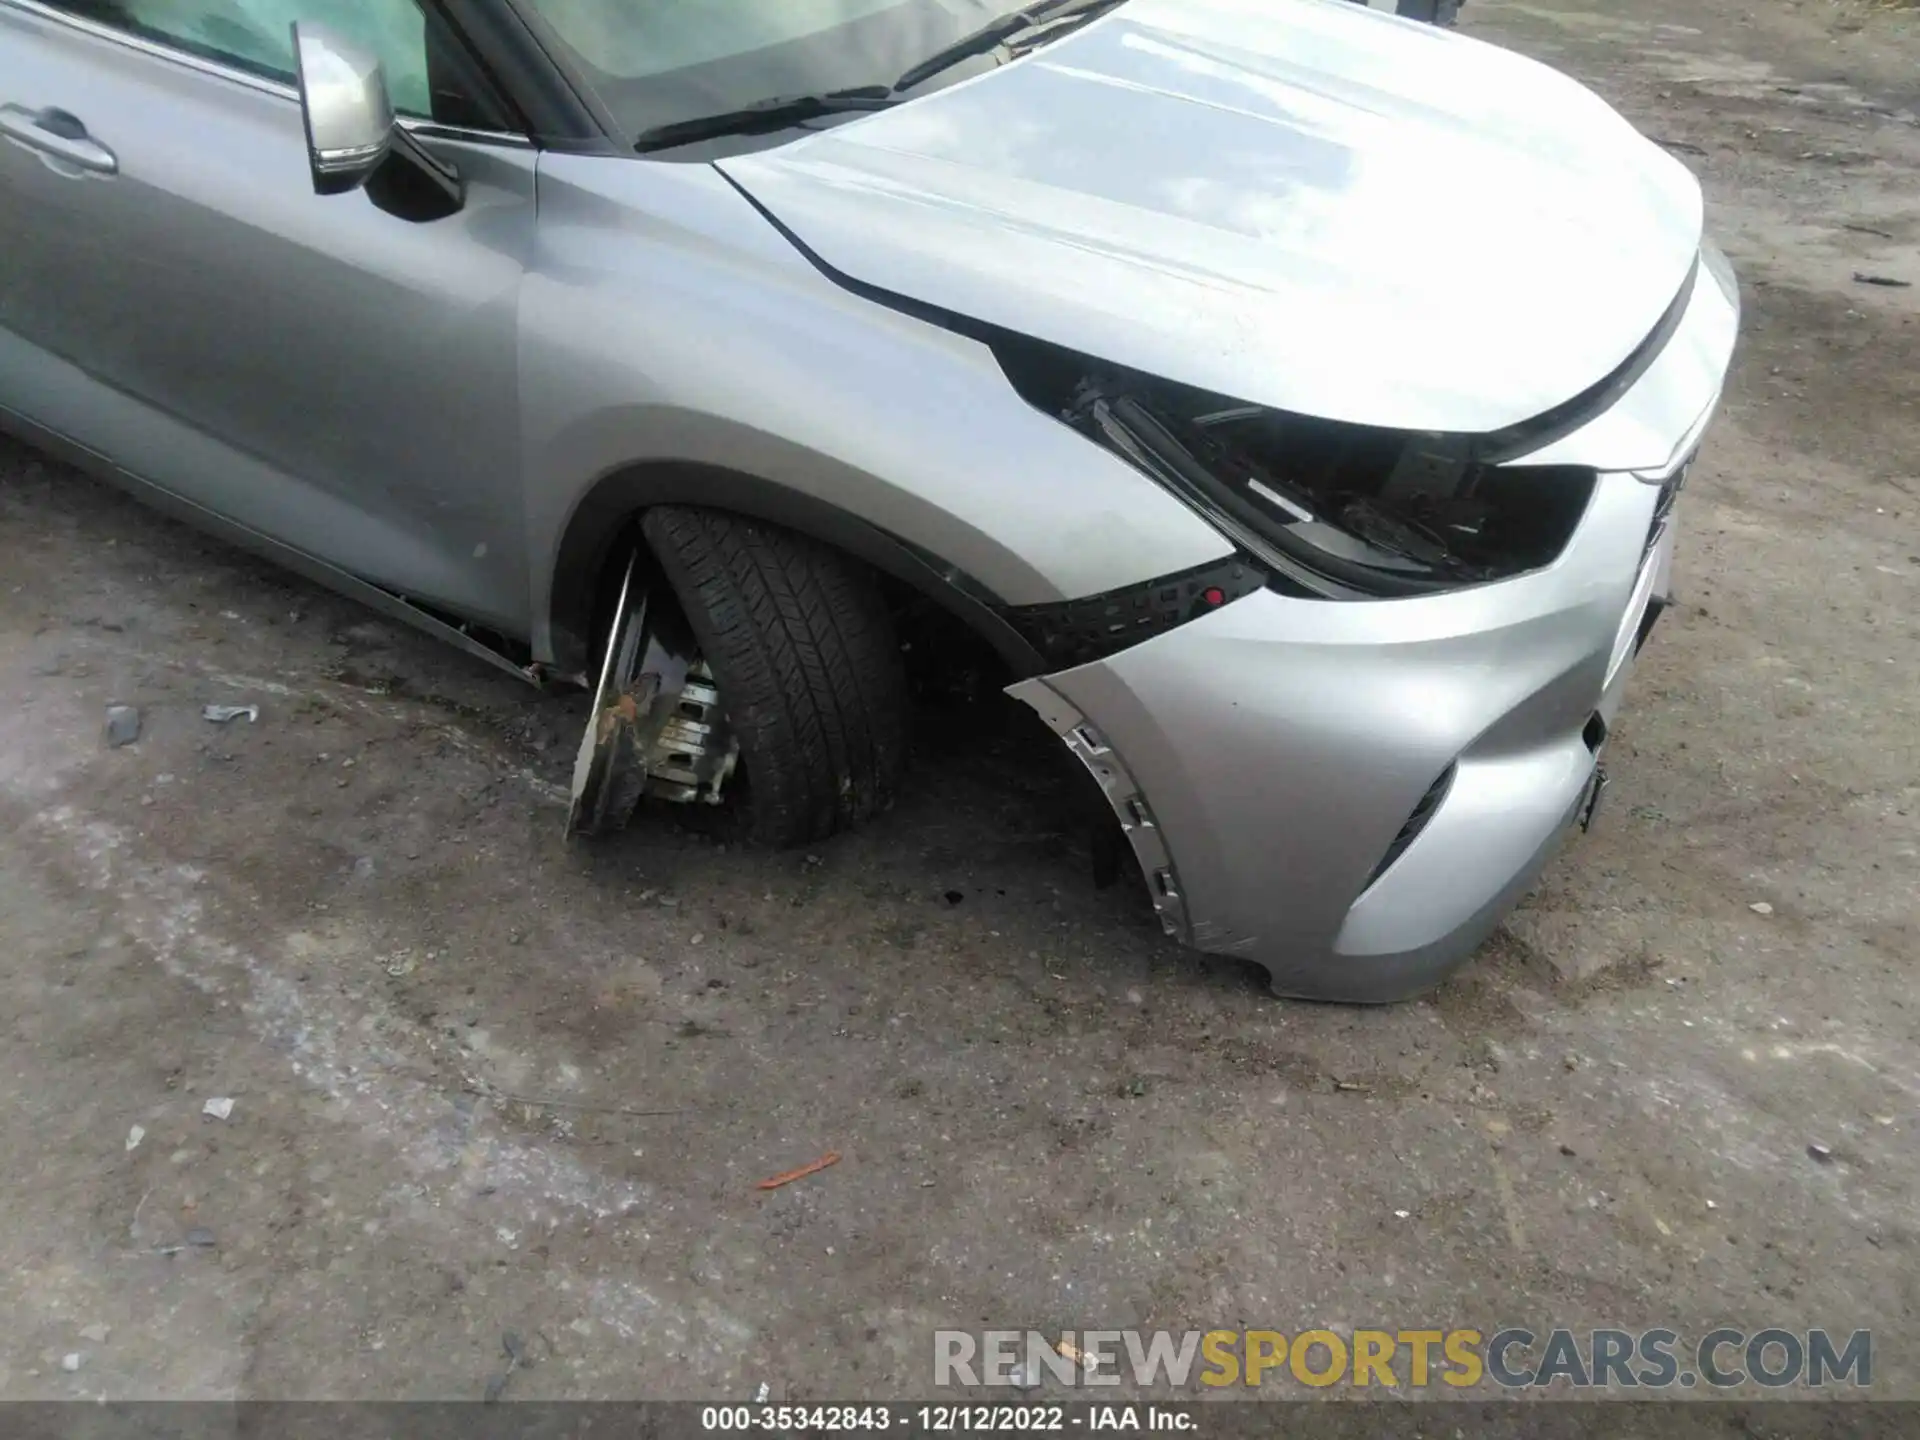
{"left": 0, "top": 104, "right": 118, "bottom": 175}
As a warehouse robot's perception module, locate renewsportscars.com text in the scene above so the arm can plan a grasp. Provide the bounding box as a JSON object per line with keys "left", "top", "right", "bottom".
{"left": 934, "top": 1327, "right": 1872, "bottom": 1391}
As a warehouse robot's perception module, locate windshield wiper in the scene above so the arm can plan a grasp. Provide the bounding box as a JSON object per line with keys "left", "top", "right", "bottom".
{"left": 633, "top": 0, "right": 1125, "bottom": 152}
{"left": 635, "top": 86, "right": 898, "bottom": 153}
{"left": 893, "top": 0, "right": 1125, "bottom": 94}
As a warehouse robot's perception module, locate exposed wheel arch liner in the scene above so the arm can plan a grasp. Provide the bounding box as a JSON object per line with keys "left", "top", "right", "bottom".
{"left": 544, "top": 460, "right": 1045, "bottom": 679}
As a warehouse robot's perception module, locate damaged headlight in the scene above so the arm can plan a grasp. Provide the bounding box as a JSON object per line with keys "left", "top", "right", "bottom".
{"left": 997, "top": 340, "right": 1597, "bottom": 599}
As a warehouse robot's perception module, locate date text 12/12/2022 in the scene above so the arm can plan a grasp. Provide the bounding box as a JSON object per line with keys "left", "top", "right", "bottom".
{"left": 700, "top": 1407, "right": 1193, "bottom": 1431}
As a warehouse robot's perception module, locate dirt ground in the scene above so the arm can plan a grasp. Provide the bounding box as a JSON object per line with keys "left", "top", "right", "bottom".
{"left": 2, "top": 0, "right": 1917, "bottom": 1411}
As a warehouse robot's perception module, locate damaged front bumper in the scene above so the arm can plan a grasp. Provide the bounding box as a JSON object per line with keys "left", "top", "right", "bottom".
{"left": 1010, "top": 461, "right": 1681, "bottom": 1002}
{"left": 1004, "top": 238, "right": 1736, "bottom": 1002}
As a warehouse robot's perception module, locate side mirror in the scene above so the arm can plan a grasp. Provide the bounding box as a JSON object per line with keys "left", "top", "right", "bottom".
{"left": 292, "top": 22, "right": 394, "bottom": 196}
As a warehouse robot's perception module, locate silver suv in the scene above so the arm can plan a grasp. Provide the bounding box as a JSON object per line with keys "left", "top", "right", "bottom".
{"left": 0, "top": 0, "right": 1736, "bottom": 1000}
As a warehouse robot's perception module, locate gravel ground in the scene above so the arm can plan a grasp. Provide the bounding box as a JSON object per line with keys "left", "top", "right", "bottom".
{"left": 1, "top": 0, "right": 1916, "bottom": 1414}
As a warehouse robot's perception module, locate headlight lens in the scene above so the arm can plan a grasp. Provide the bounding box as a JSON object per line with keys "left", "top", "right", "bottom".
{"left": 988, "top": 330, "right": 1597, "bottom": 600}
{"left": 1076, "top": 380, "right": 1596, "bottom": 599}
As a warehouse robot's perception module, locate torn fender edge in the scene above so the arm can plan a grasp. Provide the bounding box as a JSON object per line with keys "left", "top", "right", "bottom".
{"left": 1005, "top": 674, "right": 1191, "bottom": 944}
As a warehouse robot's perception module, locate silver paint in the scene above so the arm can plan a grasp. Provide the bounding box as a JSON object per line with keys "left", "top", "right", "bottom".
{"left": 0, "top": 0, "right": 1738, "bottom": 1000}
{"left": 1010, "top": 456, "right": 1705, "bottom": 1001}
{"left": 291, "top": 23, "right": 394, "bottom": 189}
{"left": 719, "top": 0, "right": 1704, "bottom": 433}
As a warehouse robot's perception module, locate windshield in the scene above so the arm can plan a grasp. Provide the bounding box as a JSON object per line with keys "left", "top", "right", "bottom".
{"left": 522, "top": 0, "right": 1032, "bottom": 141}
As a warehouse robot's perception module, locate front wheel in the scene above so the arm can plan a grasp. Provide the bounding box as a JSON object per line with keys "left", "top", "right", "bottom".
{"left": 640, "top": 505, "right": 907, "bottom": 848}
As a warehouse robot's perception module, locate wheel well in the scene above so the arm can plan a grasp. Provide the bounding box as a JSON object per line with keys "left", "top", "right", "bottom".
{"left": 546, "top": 461, "right": 1044, "bottom": 680}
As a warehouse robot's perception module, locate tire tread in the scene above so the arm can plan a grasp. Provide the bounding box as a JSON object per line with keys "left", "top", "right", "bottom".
{"left": 640, "top": 506, "right": 905, "bottom": 846}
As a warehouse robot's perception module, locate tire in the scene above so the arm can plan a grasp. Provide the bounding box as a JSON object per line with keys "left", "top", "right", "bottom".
{"left": 640, "top": 505, "right": 907, "bottom": 847}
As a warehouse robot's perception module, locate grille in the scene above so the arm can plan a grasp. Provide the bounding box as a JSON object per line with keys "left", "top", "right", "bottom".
{"left": 1363, "top": 764, "right": 1456, "bottom": 892}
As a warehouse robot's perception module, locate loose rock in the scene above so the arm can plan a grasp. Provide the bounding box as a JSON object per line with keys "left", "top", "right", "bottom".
{"left": 104, "top": 705, "right": 141, "bottom": 748}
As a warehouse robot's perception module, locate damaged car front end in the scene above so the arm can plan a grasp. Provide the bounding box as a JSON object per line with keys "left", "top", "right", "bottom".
{"left": 991, "top": 246, "right": 1737, "bottom": 999}
{"left": 546, "top": 0, "right": 1740, "bottom": 1000}
{"left": 643, "top": 0, "right": 1740, "bottom": 1000}
{"left": 0, "top": 0, "right": 1740, "bottom": 1005}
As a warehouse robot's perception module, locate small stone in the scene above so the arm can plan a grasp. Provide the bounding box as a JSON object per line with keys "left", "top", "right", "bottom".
{"left": 104, "top": 705, "right": 141, "bottom": 747}
{"left": 1749, "top": 902, "right": 1774, "bottom": 915}
{"left": 185, "top": 1226, "right": 217, "bottom": 1248}
{"left": 201, "top": 1096, "right": 235, "bottom": 1121}
{"left": 1394, "top": 1209, "right": 1411, "bottom": 1220}
{"left": 79, "top": 1324, "right": 110, "bottom": 1344}
{"left": 1808, "top": 1143, "right": 1833, "bottom": 1164}
{"left": 61, "top": 1353, "right": 82, "bottom": 1373}
{"left": 126, "top": 1124, "right": 145, "bottom": 1151}
{"left": 1559, "top": 1144, "right": 1577, "bottom": 1158}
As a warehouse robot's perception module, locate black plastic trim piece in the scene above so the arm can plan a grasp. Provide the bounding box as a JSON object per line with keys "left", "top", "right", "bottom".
{"left": 446, "top": 0, "right": 623, "bottom": 149}
{"left": 1001, "top": 554, "right": 1267, "bottom": 669}
{"left": 1644, "top": 449, "right": 1693, "bottom": 557}
{"left": 1634, "top": 595, "right": 1668, "bottom": 656}
{"left": 1362, "top": 764, "right": 1456, "bottom": 892}
{"left": 411, "top": 0, "right": 520, "bottom": 133}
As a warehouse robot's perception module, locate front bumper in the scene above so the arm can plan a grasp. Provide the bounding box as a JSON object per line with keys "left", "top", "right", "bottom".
{"left": 1010, "top": 468, "right": 1680, "bottom": 1002}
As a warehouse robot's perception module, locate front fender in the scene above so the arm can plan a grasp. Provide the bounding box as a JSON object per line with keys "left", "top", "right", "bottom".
{"left": 520, "top": 155, "right": 1233, "bottom": 666}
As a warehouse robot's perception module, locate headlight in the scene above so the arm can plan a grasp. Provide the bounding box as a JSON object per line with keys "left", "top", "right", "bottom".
{"left": 993, "top": 335, "right": 1597, "bottom": 600}
{"left": 1077, "top": 381, "right": 1597, "bottom": 599}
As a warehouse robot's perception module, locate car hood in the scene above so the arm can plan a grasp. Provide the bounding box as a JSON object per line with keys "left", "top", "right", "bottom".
{"left": 717, "top": 0, "right": 1704, "bottom": 435}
